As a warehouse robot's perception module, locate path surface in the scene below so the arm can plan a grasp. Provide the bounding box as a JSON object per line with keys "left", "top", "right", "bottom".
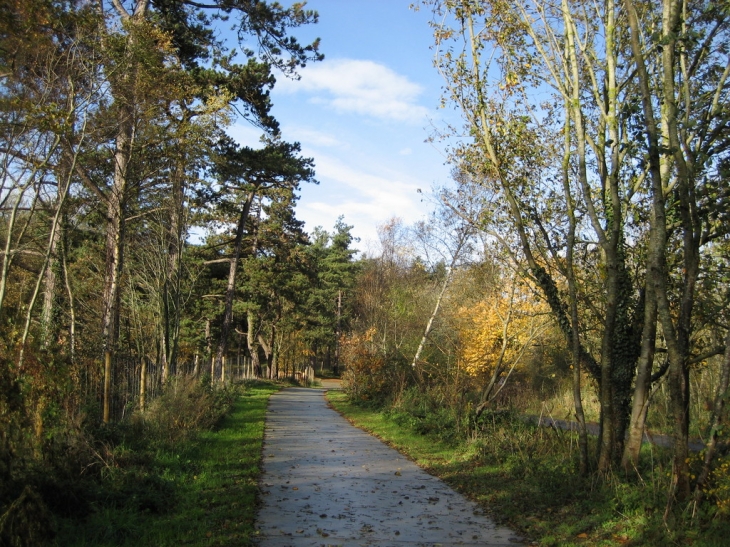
{"left": 255, "top": 387, "right": 524, "bottom": 546}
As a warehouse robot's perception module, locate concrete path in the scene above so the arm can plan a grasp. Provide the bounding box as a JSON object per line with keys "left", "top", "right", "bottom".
{"left": 255, "top": 387, "right": 524, "bottom": 546}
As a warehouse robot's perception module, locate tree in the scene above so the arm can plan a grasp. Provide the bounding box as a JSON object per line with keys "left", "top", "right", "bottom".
{"left": 304, "top": 217, "right": 359, "bottom": 372}
{"left": 623, "top": 0, "right": 730, "bottom": 501}
{"left": 457, "top": 271, "right": 549, "bottom": 410}
{"left": 423, "top": 0, "right": 730, "bottom": 490}
{"left": 206, "top": 138, "right": 315, "bottom": 382}
{"left": 239, "top": 187, "right": 311, "bottom": 378}
{"left": 409, "top": 208, "right": 475, "bottom": 382}
{"left": 85, "top": 0, "right": 320, "bottom": 419}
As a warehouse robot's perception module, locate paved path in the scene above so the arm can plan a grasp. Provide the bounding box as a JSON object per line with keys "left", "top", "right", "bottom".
{"left": 255, "top": 387, "right": 524, "bottom": 546}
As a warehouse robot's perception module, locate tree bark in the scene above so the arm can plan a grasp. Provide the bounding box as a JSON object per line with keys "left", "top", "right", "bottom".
{"left": 61, "top": 232, "right": 76, "bottom": 362}
{"left": 162, "top": 158, "right": 186, "bottom": 382}
{"left": 18, "top": 151, "right": 75, "bottom": 367}
{"left": 139, "top": 358, "right": 147, "bottom": 412}
{"left": 623, "top": 282, "right": 657, "bottom": 471}
{"left": 102, "top": 107, "right": 132, "bottom": 423}
{"left": 560, "top": 101, "right": 589, "bottom": 475}
{"left": 246, "top": 310, "right": 261, "bottom": 378}
{"left": 624, "top": 0, "right": 692, "bottom": 503}
{"left": 212, "top": 189, "right": 256, "bottom": 381}
{"left": 40, "top": 224, "right": 61, "bottom": 348}
{"left": 410, "top": 228, "right": 468, "bottom": 376}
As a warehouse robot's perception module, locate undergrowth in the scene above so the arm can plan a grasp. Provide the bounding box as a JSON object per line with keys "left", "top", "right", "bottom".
{"left": 1, "top": 375, "right": 278, "bottom": 546}
{"left": 328, "top": 389, "right": 730, "bottom": 547}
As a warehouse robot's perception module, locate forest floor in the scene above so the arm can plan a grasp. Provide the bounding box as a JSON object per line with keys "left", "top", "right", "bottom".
{"left": 523, "top": 415, "right": 706, "bottom": 452}
{"left": 255, "top": 386, "right": 525, "bottom": 546}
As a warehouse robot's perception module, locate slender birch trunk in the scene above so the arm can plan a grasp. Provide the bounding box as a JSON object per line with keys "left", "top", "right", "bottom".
{"left": 411, "top": 229, "right": 469, "bottom": 376}
{"left": 18, "top": 142, "right": 78, "bottom": 367}
{"left": 61, "top": 233, "right": 76, "bottom": 362}
{"left": 560, "top": 102, "right": 589, "bottom": 474}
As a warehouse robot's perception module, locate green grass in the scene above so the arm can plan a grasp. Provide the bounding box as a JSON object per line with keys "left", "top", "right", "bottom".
{"left": 54, "top": 381, "right": 278, "bottom": 546}
{"left": 327, "top": 391, "right": 730, "bottom": 547}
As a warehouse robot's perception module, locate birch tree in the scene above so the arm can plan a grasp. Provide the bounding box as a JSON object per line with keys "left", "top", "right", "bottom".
{"left": 423, "top": 0, "right": 730, "bottom": 488}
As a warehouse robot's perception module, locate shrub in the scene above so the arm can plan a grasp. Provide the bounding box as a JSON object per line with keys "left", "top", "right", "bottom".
{"left": 0, "top": 485, "right": 55, "bottom": 547}
{"left": 139, "top": 376, "right": 237, "bottom": 446}
{"left": 341, "top": 328, "right": 395, "bottom": 402}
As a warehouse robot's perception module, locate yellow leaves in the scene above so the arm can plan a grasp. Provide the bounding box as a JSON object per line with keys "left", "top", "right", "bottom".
{"left": 458, "top": 300, "right": 508, "bottom": 376}
{"left": 498, "top": 71, "right": 520, "bottom": 92}
{"left": 455, "top": 281, "right": 547, "bottom": 378}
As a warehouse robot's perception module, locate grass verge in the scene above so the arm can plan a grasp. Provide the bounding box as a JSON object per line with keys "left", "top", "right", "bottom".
{"left": 327, "top": 390, "right": 730, "bottom": 547}
{"left": 54, "top": 381, "right": 278, "bottom": 546}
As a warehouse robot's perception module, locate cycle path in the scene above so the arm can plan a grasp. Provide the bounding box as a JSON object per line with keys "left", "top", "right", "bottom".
{"left": 255, "top": 387, "right": 524, "bottom": 546}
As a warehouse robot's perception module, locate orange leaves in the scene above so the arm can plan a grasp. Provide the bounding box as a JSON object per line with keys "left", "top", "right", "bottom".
{"left": 458, "top": 299, "right": 509, "bottom": 376}
{"left": 341, "top": 328, "right": 390, "bottom": 401}
{"left": 455, "top": 279, "right": 547, "bottom": 378}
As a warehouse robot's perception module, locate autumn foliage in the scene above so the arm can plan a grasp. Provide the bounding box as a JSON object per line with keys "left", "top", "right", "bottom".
{"left": 456, "top": 281, "right": 548, "bottom": 381}
{"left": 341, "top": 328, "right": 391, "bottom": 402}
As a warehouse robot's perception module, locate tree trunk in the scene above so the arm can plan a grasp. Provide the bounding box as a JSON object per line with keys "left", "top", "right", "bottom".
{"left": 163, "top": 158, "right": 186, "bottom": 378}
{"left": 624, "top": 0, "right": 691, "bottom": 503}
{"left": 623, "top": 283, "right": 658, "bottom": 471}
{"left": 61, "top": 233, "right": 76, "bottom": 362}
{"left": 18, "top": 158, "right": 75, "bottom": 367}
{"left": 411, "top": 255, "right": 456, "bottom": 376}
{"left": 205, "top": 318, "right": 212, "bottom": 375}
{"left": 660, "top": 0, "right": 696, "bottom": 505}
{"left": 560, "top": 101, "right": 589, "bottom": 474}
{"left": 213, "top": 190, "right": 255, "bottom": 382}
{"left": 102, "top": 108, "right": 132, "bottom": 423}
{"left": 334, "top": 290, "right": 341, "bottom": 375}
{"left": 40, "top": 224, "right": 61, "bottom": 348}
{"left": 160, "top": 317, "right": 169, "bottom": 385}
{"left": 139, "top": 358, "right": 147, "bottom": 412}
{"left": 0, "top": 179, "right": 43, "bottom": 315}
{"left": 246, "top": 309, "right": 261, "bottom": 378}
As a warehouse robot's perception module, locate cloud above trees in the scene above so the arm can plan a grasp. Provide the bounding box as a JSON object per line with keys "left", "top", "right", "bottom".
{"left": 277, "top": 59, "right": 429, "bottom": 123}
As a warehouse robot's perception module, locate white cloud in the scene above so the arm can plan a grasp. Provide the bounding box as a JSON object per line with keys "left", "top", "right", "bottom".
{"left": 283, "top": 126, "right": 348, "bottom": 149}
{"left": 227, "top": 123, "right": 267, "bottom": 148}
{"left": 296, "top": 153, "right": 430, "bottom": 246}
{"left": 277, "top": 59, "right": 429, "bottom": 123}
{"left": 399, "top": 147, "right": 413, "bottom": 155}
{"left": 318, "top": 158, "right": 418, "bottom": 210}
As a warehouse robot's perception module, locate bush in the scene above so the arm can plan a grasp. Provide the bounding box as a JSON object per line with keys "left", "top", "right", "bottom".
{"left": 0, "top": 485, "right": 55, "bottom": 547}
{"left": 341, "top": 328, "right": 395, "bottom": 402}
{"left": 138, "top": 376, "right": 237, "bottom": 446}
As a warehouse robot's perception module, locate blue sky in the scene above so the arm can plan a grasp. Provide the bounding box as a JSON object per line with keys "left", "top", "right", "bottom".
{"left": 227, "top": 1, "right": 458, "bottom": 253}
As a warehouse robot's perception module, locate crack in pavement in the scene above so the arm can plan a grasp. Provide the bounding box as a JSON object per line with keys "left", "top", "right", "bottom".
{"left": 255, "top": 387, "right": 524, "bottom": 546}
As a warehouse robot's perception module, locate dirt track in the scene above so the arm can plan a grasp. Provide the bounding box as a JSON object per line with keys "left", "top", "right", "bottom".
{"left": 255, "top": 387, "right": 524, "bottom": 546}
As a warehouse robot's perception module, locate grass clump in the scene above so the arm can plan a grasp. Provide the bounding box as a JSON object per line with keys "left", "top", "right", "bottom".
{"left": 47, "top": 378, "right": 279, "bottom": 546}
{"left": 327, "top": 390, "right": 730, "bottom": 547}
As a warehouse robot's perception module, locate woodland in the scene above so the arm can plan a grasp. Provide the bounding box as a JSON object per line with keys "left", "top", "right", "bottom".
{"left": 1, "top": 0, "right": 730, "bottom": 546}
